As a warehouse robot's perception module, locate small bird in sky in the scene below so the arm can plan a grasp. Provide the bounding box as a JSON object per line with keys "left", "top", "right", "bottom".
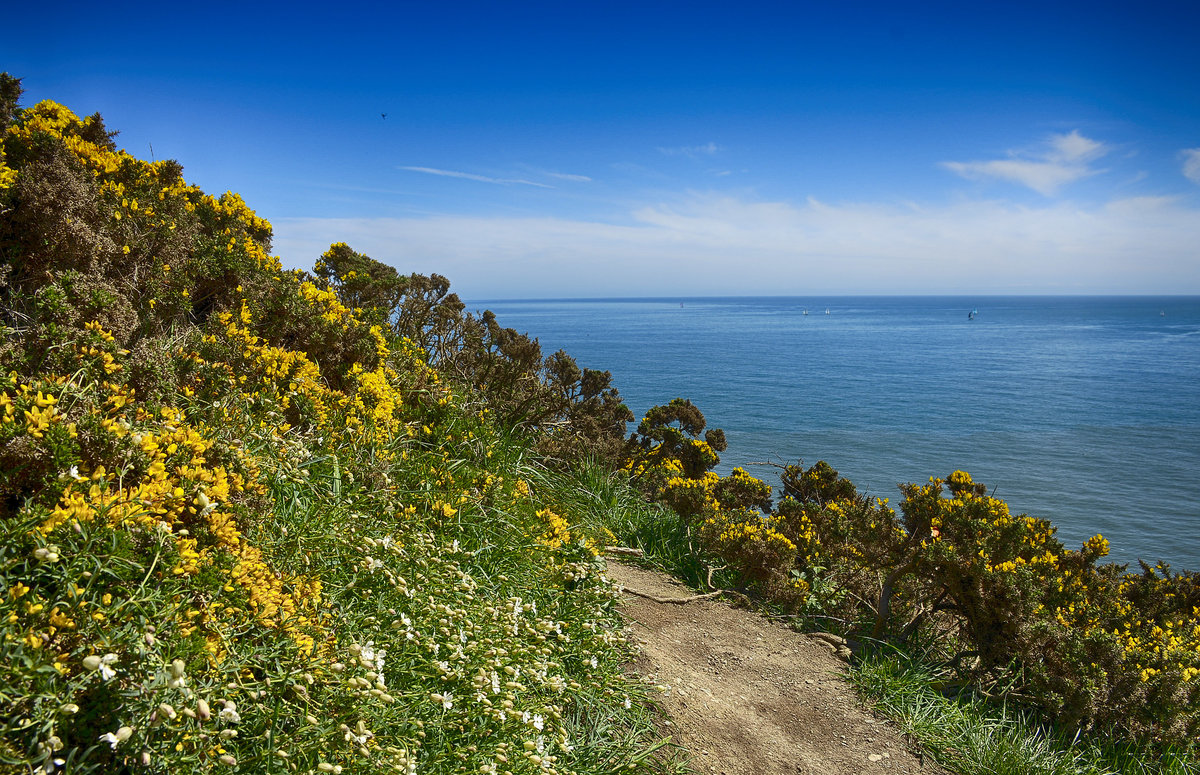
{"left": 381, "top": 113, "right": 387, "bottom": 119}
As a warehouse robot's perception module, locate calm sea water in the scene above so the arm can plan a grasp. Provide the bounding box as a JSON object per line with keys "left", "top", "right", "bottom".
{"left": 472, "top": 297, "right": 1200, "bottom": 571}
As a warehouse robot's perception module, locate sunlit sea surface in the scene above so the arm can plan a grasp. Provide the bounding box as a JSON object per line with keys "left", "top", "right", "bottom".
{"left": 471, "top": 296, "right": 1200, "bottom": 571}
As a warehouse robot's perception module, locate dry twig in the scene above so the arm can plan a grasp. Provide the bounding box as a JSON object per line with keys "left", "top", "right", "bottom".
{"left": 618, "top": 587, "right": 725, "bottom": 605}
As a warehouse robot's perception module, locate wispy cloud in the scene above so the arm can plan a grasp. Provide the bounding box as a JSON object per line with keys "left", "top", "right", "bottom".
{"left": 1182, "top": 148, "right": 1200, "bottom": 184}
{"left": 544, "top": 171, "right": 593, "bottom": 182}
{"left": 274, "top": 192, "right": 1200, "bottom": 298}
{"left": 400, "top": 166, "right": 554, "bottom": 188}
{"left": 941, "top": 130, "right": 1110, "bottom": 196}
{"left": 657, "top": 142, "right": 720, "bottom": 158}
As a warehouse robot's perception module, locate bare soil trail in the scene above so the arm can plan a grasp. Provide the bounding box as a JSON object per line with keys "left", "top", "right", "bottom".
{"left": 607, "top": 561, "right": 945, "bottom": 775}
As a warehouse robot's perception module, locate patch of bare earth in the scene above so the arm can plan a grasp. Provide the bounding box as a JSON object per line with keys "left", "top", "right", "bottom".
{"left": 607, "top": 561, "right": 944, "bottom": 775}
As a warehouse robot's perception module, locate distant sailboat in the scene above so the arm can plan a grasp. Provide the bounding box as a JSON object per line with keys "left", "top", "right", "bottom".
{"left": 802, "top": 308, "right": 809, "bottom": 316}
{"left": 824, "top": 308, "right": 830, "bottom": 315}
{"left": 968, "top": 307, "right": 978, "bottom": 320}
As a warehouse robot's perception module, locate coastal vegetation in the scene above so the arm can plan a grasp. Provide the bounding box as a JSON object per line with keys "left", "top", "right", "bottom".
{"left": 0, "top": 80, "right": 671, "bottom": 774}
{"left": 620, "top": 406, "right": 1200, "bottom": 742}
{"left": 1, "top": 75, "right": 1197, "bottom": 773}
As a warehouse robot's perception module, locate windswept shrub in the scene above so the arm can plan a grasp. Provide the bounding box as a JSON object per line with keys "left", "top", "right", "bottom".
{"left": 772, "top": 465, "right": 1200, "bottom": 745}
{"left": 623, "top": 402, "right": 806, "bottom": 606}
{"left": 0, "top": 85, "right": 674, "bottom": 775}
{"left": 311, "top": 242, "right": 634, "bottom": 465}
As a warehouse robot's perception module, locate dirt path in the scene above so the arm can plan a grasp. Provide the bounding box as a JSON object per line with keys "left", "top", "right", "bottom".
{"left": 607, "top": 561, "right": 943, "bottom": 775}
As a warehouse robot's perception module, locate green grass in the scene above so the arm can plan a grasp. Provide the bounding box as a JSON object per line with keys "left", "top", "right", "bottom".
{"left": 0, "top": 355, "right": 683, "bottom": 774}
{"left": 528, "top": 460, "right": 719, "bottom": 592}
{"left": 850, "top": 653, "right": 1199, "bottom": 775}
{"left": 535, "top": 465, "right": 1200, "bottom": 775}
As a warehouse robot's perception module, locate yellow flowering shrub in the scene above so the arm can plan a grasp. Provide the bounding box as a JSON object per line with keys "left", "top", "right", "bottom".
{"left": 624, "top": 404, "right": 807, "bottom": 604}
{"left": 782, "top": 465, "right": 1200, "bottom": 744}
{"left": 0, "top": 86, "right": 670, "bottom": 774}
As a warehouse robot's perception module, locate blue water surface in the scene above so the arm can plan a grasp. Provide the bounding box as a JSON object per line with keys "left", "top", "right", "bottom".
{"left": 471, "top": 296, "right": 1200, "bottom": 571}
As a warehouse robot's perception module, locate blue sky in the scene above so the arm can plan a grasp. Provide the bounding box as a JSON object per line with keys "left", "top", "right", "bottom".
{"left": 6, "top": 0, "right": 1200, "bottom": 297}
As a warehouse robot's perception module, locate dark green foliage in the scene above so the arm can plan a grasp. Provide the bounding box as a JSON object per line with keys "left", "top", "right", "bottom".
{"left": 314, "top": 241, "right": 410, "bottom": 327}
{"left": 781, "top": 459, "right": 859, "bottom": 506}
{"left": 311, "top": 243, "right": 634, "bottom": 464}
{"left": 626, "top": 398, "right": 727, "bottom": 480}
{"left": 0, "top": 73, "right": 22, "bottom": 132}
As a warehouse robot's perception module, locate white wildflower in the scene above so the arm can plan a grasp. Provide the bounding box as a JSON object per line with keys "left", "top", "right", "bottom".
{"left": 98, "top": 726, "right": 132, "bottom": 750}
{"left": 84, "top": 653, "right": 119, "bottom": 681}
{"left": 219, "top": 701, "right": 241, "bottom": 724}
{"left": 32, "top": 757, "right": 66, "bottom": 774}
{"left": 167, "top": 658, "right": 187, "bottom": 689}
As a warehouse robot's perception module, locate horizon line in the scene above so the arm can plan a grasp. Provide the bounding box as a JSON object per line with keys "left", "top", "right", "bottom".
{"left": 465, "top": 293, "right": 1200, "bottom": 304}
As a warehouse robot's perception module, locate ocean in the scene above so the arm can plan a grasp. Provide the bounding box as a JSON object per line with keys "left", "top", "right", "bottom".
{"left": 471, "top": 296, "right": 1200, "bottom": 572}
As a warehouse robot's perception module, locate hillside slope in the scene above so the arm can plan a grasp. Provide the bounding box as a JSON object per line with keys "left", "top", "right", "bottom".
{"left": 0, "top": 86, "right": 672, "bottom": 775}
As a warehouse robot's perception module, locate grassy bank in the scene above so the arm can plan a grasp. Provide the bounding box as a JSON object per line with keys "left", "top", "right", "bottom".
{"left": 0, "top": 85, "right": 681, "bottom": 774}
{"left": 577, "top": 455, "right": 1198, "bottom": 775}
{"left": 850, "top": 654, "right": 1198, "bottom": 775}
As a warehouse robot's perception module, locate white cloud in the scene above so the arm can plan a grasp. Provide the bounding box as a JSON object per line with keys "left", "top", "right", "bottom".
{"left": 657, "top": 142, "right": 720, "bottom": 158}
{"left": 1182, "top": 148, "right": 1200, "bottom": 184}
{"left": 399, "top": 166, "right": 554, "bottom": 188}
{"left": 1048, "top": 130, "right": 1106, "bottom": 163}
{"left": 273, "top": 192, "right": 1200, "bottom": 298}
{"left": 544, "top": 171, "right": 593, "bottom": 182}
{"left": 941, "top": 130, "right": 1110, "bottom": 196}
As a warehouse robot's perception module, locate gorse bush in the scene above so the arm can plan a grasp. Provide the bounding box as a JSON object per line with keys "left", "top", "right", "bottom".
{"left": 0, "top": 78, "right": 679, "bottom": 775}
{"left": 622, "top": 400, "right": 807, "bottom": 608}
{"left": 622, "top": 397, "right": 1200, "bottom": 751}
{"left": 796, "top": 468, "right": 1200, "bottom": 745}
{"left": 310, "top": 242, "right": 633, "bottom": 466}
